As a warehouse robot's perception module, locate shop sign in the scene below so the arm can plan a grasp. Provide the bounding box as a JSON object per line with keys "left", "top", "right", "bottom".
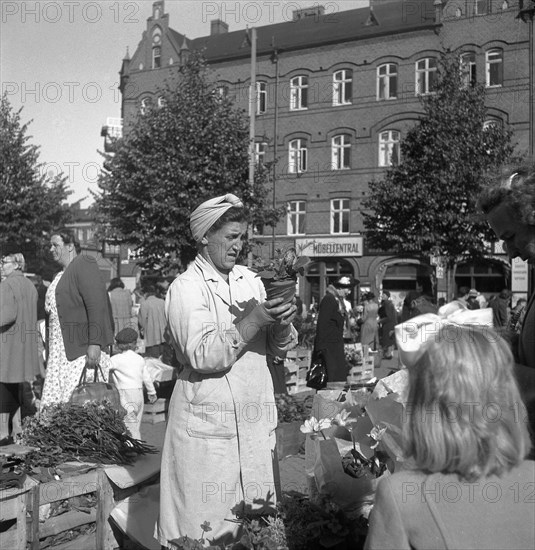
{"left": 295, "top": 237, "right": 363, "bottom": 257}
{"left": 511, "top": 257, "right": 529, "bottom": 293}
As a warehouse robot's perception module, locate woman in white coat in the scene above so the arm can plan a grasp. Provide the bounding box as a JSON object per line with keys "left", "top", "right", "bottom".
{"left": 157, "top": 194, "right": 297, "bottom": 547}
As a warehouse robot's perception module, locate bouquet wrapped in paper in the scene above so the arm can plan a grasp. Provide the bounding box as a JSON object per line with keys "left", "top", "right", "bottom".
{"left": 365, "top": 370, "right": 407, "bottom": 467}
{"left": 302, "top": 395, "right": 392, "bottom": 519}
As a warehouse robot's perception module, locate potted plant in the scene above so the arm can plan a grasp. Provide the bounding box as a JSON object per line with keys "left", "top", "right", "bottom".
{"left": 275, "top": 393, "right": 311, "bottom": 460}
{"left": 255, "top": 248, "right": 309, "bottom": 304}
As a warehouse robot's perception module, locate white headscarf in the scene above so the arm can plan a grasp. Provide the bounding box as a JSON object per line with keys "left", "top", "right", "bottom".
{"left": 189, "top": 193, "right": 244, "bottom": 242}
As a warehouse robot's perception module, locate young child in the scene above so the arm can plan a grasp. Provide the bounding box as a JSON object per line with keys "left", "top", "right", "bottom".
{"left": 366, "top": 323, "right": 534, "bottom": 550}
{"left": 110, "top": 327, "right": 157, "bottom": 440}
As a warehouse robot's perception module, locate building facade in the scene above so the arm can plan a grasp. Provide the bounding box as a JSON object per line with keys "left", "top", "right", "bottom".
{"left": 113, "top": 0, "right": 533, "bottom": 309}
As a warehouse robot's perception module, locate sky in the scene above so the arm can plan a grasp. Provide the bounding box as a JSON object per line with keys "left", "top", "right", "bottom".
{"left": 1, "top": 0, "right": 368, "bottom": 205}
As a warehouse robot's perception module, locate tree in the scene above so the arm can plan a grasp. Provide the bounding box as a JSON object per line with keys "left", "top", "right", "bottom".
{"left": 0, "top": 94, "right": 72, "bottom": 275}
{"left": 94, "top": 52, "right": 282, "bottom": 272}
{"left": 363, "top": 52, "right": 519, "bottom": 298}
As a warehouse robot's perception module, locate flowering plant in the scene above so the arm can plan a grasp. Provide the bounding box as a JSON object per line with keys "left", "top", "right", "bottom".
{"left": 275, "top": 393, "right": 310, "bottom": 424}
{"left": 300, "top": 416, "right": 333, "bottom": 439}
{"left": 342, "top": 421, "right": 389, "bottom": 479}
{"left": 344, "top": 346, "right": 362, "bottom": 367}
{"left": 254, "top": 247, "right": 309, "bottom": 282}
{"left": 169, "top": 493, "right": 358, "bottom": 550}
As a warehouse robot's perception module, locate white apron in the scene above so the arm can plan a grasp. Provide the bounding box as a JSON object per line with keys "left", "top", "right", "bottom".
{"left": 157, "top": 255, "right": 296, "bottom": 546}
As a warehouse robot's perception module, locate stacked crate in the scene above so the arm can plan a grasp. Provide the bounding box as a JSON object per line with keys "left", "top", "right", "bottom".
{"left": 285, "top": 348, "right": 312, "bottom": 394}
{"left": 142, "top": 398, "right": 168, "bottom": 424}
{"left": 347, "top": 347, "right": 376, "bottom": 385}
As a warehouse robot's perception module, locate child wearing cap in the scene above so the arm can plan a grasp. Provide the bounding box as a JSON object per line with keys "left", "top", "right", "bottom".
{"left": 110, "top": 327, "right": 157, "bottom": 440}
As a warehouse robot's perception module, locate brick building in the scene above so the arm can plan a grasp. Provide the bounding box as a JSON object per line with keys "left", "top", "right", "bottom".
{"left": 112, "top": 0, "right": 533, "bottom": 309}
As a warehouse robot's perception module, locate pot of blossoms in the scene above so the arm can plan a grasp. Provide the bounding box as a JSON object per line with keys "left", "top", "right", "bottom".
{"left": 340, "top": 419, "right": 392, "bottom": 518}
{"left": 255, "top": 247, "right": 309, "bottom": 304}
{"left": 306, "top": 412, "right": 392, "bottom": 520}
{"left": 275, "top": 393, "right": 310, "bottom": 459}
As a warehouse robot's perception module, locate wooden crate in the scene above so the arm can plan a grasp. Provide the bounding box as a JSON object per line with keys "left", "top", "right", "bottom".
{"left": 33, "top": 468, "right": 116, "bottom": 550}
{"left": 142, "top": 398, "right": 168, "bottom": 424}
{"left": 0, "top": 477, "right": 38, "bottom": 550}
{"left": 347, "top": 357, "right": 375, "bottom": 385}
{"left": 285, "top": 348, "right": 311, "bottom": 394}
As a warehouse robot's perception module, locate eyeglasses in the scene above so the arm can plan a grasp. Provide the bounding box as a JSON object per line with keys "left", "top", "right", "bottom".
{"left": 1, "top": 259, "right": 15, "bottom": 265}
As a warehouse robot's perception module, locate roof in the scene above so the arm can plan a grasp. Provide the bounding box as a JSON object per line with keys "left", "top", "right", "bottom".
{"left": 189, "top": 0, "right": 438, "bottom": 62}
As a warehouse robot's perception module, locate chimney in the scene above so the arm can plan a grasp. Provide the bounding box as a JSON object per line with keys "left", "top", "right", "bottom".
{"left": 434, "top": 0, "right": 443, "bottom": 23}
{"left": 211, "top": 19, "right": 229, "bottom": 35}
{"left": 292, "top": 5, "right": 325, "bottom": 21}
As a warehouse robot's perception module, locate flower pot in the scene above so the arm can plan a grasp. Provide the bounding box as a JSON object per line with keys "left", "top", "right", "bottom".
{"left": 262, "top": 278, "right": 296, "bottom": 303}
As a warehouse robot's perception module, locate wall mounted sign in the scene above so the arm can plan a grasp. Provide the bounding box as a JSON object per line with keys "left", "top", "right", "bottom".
{"left": 295, "top": 237, "right": 364, "bottom": 257}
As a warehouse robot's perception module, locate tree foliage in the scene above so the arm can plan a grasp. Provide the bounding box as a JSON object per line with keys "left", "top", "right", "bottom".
{"left": 363, "top": 52, "right": 519, "bottom": 267}
{"left": 94, "top": 52, "right": 281, "bottom": 272}
{"left": 0, "top": 94, "right": 72, "bottom": 274}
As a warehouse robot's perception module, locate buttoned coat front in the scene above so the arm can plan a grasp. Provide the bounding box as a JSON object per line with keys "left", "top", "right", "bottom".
{"left": 54, "top": 254, "right": 114, "bottom": 361}
{"left": 157, "top": 255, "right": 296, "bottom": 546}
{"left": 0, "top": 271, "right": 40, "bottom": 383}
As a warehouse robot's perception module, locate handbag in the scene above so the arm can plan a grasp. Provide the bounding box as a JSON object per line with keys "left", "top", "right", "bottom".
{"left": 306, "top": 349, "right": 328, "bottom": 390}
{"left": 70, "top": 362, "right": 122, "bottom": 411}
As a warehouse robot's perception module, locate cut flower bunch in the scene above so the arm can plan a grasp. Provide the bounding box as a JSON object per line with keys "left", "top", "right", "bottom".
{"left": 18, "top": 400, "right": 157, "bottom": 467}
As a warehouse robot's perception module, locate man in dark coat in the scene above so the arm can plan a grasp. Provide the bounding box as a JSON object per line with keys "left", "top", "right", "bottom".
{"left": 314, "top": 276, "right": 356, "bottom": 384}
{"left": 491, "top": 289, "right": 510, "bottom": 330}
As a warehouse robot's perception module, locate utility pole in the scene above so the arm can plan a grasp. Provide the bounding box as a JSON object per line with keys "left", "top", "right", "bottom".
{"left": 271, "top": 42, "right": 280, "bottom": 258}
{"left": 518, "top": 0, "right": 535, "bottom": 159}
{"left": 248, "top": 27, "right": 257, "bottom": 194}
{"left": 518, "top": 1, "right": 535, "bottom": 295}
{"left": 247, "top": 27, "right": 257, "bottom": 267}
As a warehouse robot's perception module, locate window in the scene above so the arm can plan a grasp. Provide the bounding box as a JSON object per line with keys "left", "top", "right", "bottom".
{"left": 455, "top": 7, "right": 462, "bottom": 17}
{"left": 415, "top": 58, "right": 437, "bottom": 94}
{"left": 460, "top": 53, "right": 477, "bottom": 86}
{"left": 290, "top": 76, "right": 308, "bottom": 110}
{"left": 331, "top": 198, "right": 350, "bottom": 234}
{"left": 483, "top": 120, "right": 502, "bottom": 154}
{"left": 486, "top": 49, "right": 503, "bottom": 87}
{"left": 379, "top": 130, "right": 400, "bottom": 167}
{"left": 152, "top": 46, "right": 161, "bottom": 69}
{"left": 333, "top": 70, "right": 352, "bottom": 106}
{"left": 288, "top": 139, "right": 308, "bottom": 173}
{"left": 255, "top": 142, "right": 267, "bottom": 165}
{"left": 331, "top": 135, "right": 351, "bottom": 170}
{"left": 213, "top": 85, "right": 228, "bottom": 102}
{"left": 475, "top": 0, "right": 488, "bottom": 15}
{"left": 483, "top": 119, "right": 502, "bottom": 130}
{"left": 501, "top": 1, "right": 509, "bottom": 9}
{"left": 140, "top": 97, "right": 151, "bottom": 114}
{"left": 377, "top": 63, "right": 398, "bottom": 100}
{"left": 157, "top": 96, "right": 166, "bottom": 108}
{"left": 257, "top": 82, "right": 267, "bottom": 114}
{"left": 287, "top": 201, "right": 306, "bottom": 235}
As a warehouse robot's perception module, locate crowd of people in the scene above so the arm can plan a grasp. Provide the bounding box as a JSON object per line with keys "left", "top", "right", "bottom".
{"left": 0, "top": 163, "right": 534, "bottom": 548}
{"left": 0, "top": 228, "right": 172, "bottom": 443}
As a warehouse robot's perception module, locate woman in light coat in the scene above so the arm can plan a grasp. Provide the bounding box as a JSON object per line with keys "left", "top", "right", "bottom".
{"left": 157, "top": 194, "right": 297, "bottom": 547}
{"left": 0, "top": 252, "right": 40, "bottom": 444}
{"left": 360, "top": 292, "right": 379, "bottom": 359}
